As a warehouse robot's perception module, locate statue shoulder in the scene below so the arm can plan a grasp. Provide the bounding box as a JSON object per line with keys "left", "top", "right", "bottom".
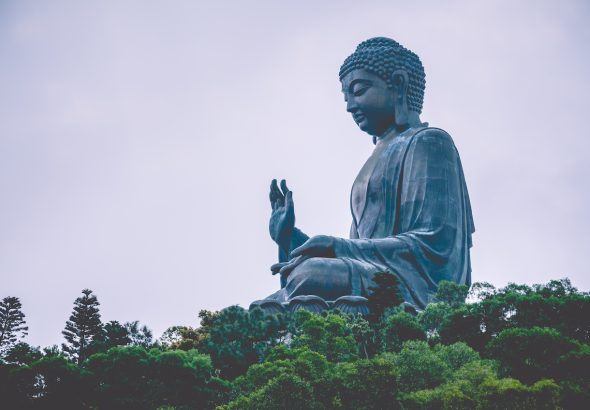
{"left": 413, "top": 126, "right": 453, "bottom": 141}
{"left": 411, "top": 126, "right": 457, "bottom": 151}
{"left": 404, "top": 126, "right": 460, "bottom": 162}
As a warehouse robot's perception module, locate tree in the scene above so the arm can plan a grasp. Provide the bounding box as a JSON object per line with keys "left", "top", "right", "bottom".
{"left": 291, "top": 310, "right": 358, "bottom": 363}
{"left": 417, "top": 302, "right": 453, "bottom": 340}
{"left": 160, "top": 326, "right": 186, "bottom": 348}
{"left": 439, "top": 305, "right": 488, "bottom": 352}
{"left": 124, "top": 321, "right": 153, "bottom": 347}
{"left": 332, "top": 357, "right": 400, "bottom": 409}
{"left": 62, "top": 289, "right": 104, "bottom": 364}
{"left": 3, "top": 342, "right": 42, "bottom": 366}
{"left": 104, "top": 320, "right": 131, "bottom": 348}
{"left": 202, "top": 306, "right": 287, "bottom": 379}
{"left": 467, "top": 281, "right": 497, "bottom": 302}
{"left": 347, "top": 314, "right": 373, "bottom": 359}
{"left": 220, "top": 373, "right": 317, "bottom": 410}
{"left": 393, "top": 340, "right": 450, "bottom": 392}
{"left": 367, "top": 272, "right": 403, "bottom": 322}
{"left": 0, "top": 296, "right": 28, "bottom": 358}
{"left": 435, "top": 280, "right": 469, "bottom": 307}
{"left": 23, "top": 355, "right": 87, "bottom": 408}
{"left": 433, "top": 342, "right": 480, "bottom": 371}
{"left": 486, "top": 326, "right": 589, "bottom": 384}
{"left": 85, "top": 346, "right": 230, "bottom": 409}
{"left": 380, "top": 310, "right": 426, "bottom": 352}
{"left": 160, "top": 325, "right": 208, "bottom": 351}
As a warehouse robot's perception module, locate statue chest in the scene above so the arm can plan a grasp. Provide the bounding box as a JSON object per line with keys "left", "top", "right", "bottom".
{"left": 351, "top": 143, "right": 390, "bottom": 236}
{"left": 349, "top": 127, "right": 429, "bottom": 239}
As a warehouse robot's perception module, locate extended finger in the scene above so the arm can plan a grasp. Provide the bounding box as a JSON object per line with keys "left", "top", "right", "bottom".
{"left": 290, "top": 242, "right": 313, "bottom": 258}
{"left": 280, "top": 179, "right": 290, "bottom": 197}
{"left": 279, "top": 255, "right": 310, "bottom": 277}
{"left": 269, "top": 179, "right": 277, "bottom": 206}
{"left": 272, "top": 179, "right": 285, "bottom": 206}
{"left": 270, "top": 262, "right": 289, "bottom": 274}
{"left": 269, "top": 179, "right": 280, "bottom": 200}
{"left": 285, "top": 191, "right": 294, "bottom": 210}
{"left": 270, "top": 179, "right": 284, "bottom": 208}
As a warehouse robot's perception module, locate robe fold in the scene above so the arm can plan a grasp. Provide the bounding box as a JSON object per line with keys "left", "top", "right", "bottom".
{"left": 263, "top": 125, "right": 474, "bottom": 310}
{"left": 333, "top": 125, "right": 475, "bottom": 309}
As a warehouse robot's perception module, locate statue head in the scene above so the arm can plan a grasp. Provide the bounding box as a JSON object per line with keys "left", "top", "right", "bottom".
{"left": 340, "top": 37, "right": 426, "bottom": 137}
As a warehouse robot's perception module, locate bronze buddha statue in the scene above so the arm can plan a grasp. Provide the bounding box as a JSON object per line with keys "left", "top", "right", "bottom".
{"left": 251, "top": 37, "right": 474, "bottom": 315}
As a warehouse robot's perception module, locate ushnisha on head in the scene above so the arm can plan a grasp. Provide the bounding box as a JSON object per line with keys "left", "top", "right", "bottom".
{"left": 340, "top": 37, "right": 426, "bottom": 138}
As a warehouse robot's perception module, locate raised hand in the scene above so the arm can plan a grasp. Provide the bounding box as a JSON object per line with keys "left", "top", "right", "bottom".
{"left": 269, "top": 179, "right": 295, "bottom": 248}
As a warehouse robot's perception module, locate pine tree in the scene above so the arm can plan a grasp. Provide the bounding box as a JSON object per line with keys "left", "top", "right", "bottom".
{"left": 367, "top": 271, "right": 403, "bottom": 322}
{"left": 62, "top": 289, "right": 104, "bottom": 364}
{"left": 124, "top": 320, "right": 153, "bottom": 347}
{"left": 104, "top": 320, "right": 131, "bottom": 348}
{"left": 0, "top": 296, "right": 28, "bottom": 358}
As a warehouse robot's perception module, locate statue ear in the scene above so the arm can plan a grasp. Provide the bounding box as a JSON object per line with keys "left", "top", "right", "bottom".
{"left": 391, "top": 70, "right": 409, "bottom": 127}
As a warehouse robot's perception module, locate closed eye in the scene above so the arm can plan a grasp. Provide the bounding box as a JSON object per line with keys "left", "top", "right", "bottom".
{"left": 353, "top": 87, "right": 369, "bottom": 97}
{"left": 349, "top": 79, "right": 372, "bottom": 97}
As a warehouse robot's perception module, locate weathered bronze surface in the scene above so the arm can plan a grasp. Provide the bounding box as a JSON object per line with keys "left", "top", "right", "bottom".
{"left": 251, "top": 37, "right": 475, "bottom": 314}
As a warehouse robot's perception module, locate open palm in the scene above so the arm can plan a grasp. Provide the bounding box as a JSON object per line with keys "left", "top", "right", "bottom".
{"left": 269, "top": 179, "right": 295, "bottom": 248}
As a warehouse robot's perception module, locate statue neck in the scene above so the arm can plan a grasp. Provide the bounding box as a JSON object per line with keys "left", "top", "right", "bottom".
{"left": 374, "top": 111, "right": 422, "bottom": 143}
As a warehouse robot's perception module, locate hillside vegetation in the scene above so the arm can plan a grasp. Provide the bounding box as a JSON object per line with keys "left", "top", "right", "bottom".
{"left": 1, "top": 278, "right": 589, "bottom": 409}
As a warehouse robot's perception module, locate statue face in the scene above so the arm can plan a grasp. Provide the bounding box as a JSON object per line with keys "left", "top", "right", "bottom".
{"left": 341, "top": 69, "right": 396, "bottom": 136}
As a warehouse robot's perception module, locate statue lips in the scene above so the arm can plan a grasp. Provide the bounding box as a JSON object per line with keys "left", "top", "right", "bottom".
{"left": 353, "top": 113, "right": 367, "bottom": 126}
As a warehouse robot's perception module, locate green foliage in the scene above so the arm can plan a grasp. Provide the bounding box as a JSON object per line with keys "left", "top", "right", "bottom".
{"left": 455, "top": 279, "right": 590, "bottom": 349}
{"left": 220, "top": 373, "right": 318, "bottom": 410}
{"left": 487, "top": 326, "right": 590, "bottom": 384}
{"left": 103, "top": 320, "right": 131, "bottom": 349}
{"left": 417, "top": 302, "right": 453, "bottom": 340}
{"left": 559, "top": 380, "right": 590, "bottom": 409}
{"left": 0, "top": 296, "right": 28, "bottom": 358}
{"left": 160, "top": 311, "right": 220, "bottom": 351}
{"left": 434, "top": 342, "right": 480, "bottom": 371}
{"left": 291, "top": 310, "right": 358, "bottom": 362}
{"left": 468, "top": 281, "right": 497, "bottom": 301}
{"left": 400, "top": 376, "right": 561, "bottom": 410}
{"left": 2, "top": 342, "right": 42, "bottom": 366}
{"left": 160, "top": 325, "right": 198, "bottom": 350}
{"left": 400, "top": 382, "right": 475, "bottom": 410}
{"left": 367, "top": 271, "right": 404, "bottom": 322}
{"left": 201, "top": 305, "right": 287, "bottom": 379}
{"left": 3, "top": 277, "right": 590, "bottom": 408}
{"left": 332, "top": 356, "right": 399, "bottom": 409}
{"left": 5, "top": 354, "right": 87, "bottom": 409}
{"left": 85, "top": 346, "right": 152, "bottom": 408}
{"left": 233, "top": 357, "right": 295, "bottom": 395}
{"left": 86, "top": 346, "right": 229, "bottom": 409}
{"left": 478, "top": 377, "right": 561, "bottom": 410}
{"left": 227, "top": 346, "right": 400, "bottom": 410}
{"left": 380, "top": 309, "right": 426, "bottom": 352}
{"left": 346, "top": 314, "right": 374, "bottom": 359}
{"left": 62, "top": 289, "right": 104, "bottom": 364}
{"left": 124, "top": 320, "right": 154, "bottom": 347}
{"left": 438, "top": 304, "right": 488, "bottom": 351}
{"left": 435, "top": 280, "right": 470, "bottom": 307}
{"left": 394, "top": 340, "right": 450, "bottom": 392}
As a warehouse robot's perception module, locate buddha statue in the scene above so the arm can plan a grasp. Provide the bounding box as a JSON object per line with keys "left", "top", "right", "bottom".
{"left": 250, "top": 37, "right": 475, "bottom": 315}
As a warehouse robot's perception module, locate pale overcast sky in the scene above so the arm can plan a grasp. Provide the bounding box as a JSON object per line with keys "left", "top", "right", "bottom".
{"left": 1, "top": 0, "right": 589, "bottom": 348}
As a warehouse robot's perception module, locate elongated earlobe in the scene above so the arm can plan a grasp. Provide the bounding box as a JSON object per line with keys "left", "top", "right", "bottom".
{"left": 392, "top": 71, "right": 409, "bottom": 127}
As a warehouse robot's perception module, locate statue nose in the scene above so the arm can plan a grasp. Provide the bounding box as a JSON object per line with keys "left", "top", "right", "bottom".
{"left": 346, "top": 99, "right": 358, "bottom": 113}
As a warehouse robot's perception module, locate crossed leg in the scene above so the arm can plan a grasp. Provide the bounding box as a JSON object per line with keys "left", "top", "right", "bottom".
{"left": 284, "top": 257, "right": 369, "bottom": 301}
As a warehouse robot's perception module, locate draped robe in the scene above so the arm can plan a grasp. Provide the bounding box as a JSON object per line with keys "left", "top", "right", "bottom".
{"left": 265, "top": 124, "right": 475, "bottom": 310}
